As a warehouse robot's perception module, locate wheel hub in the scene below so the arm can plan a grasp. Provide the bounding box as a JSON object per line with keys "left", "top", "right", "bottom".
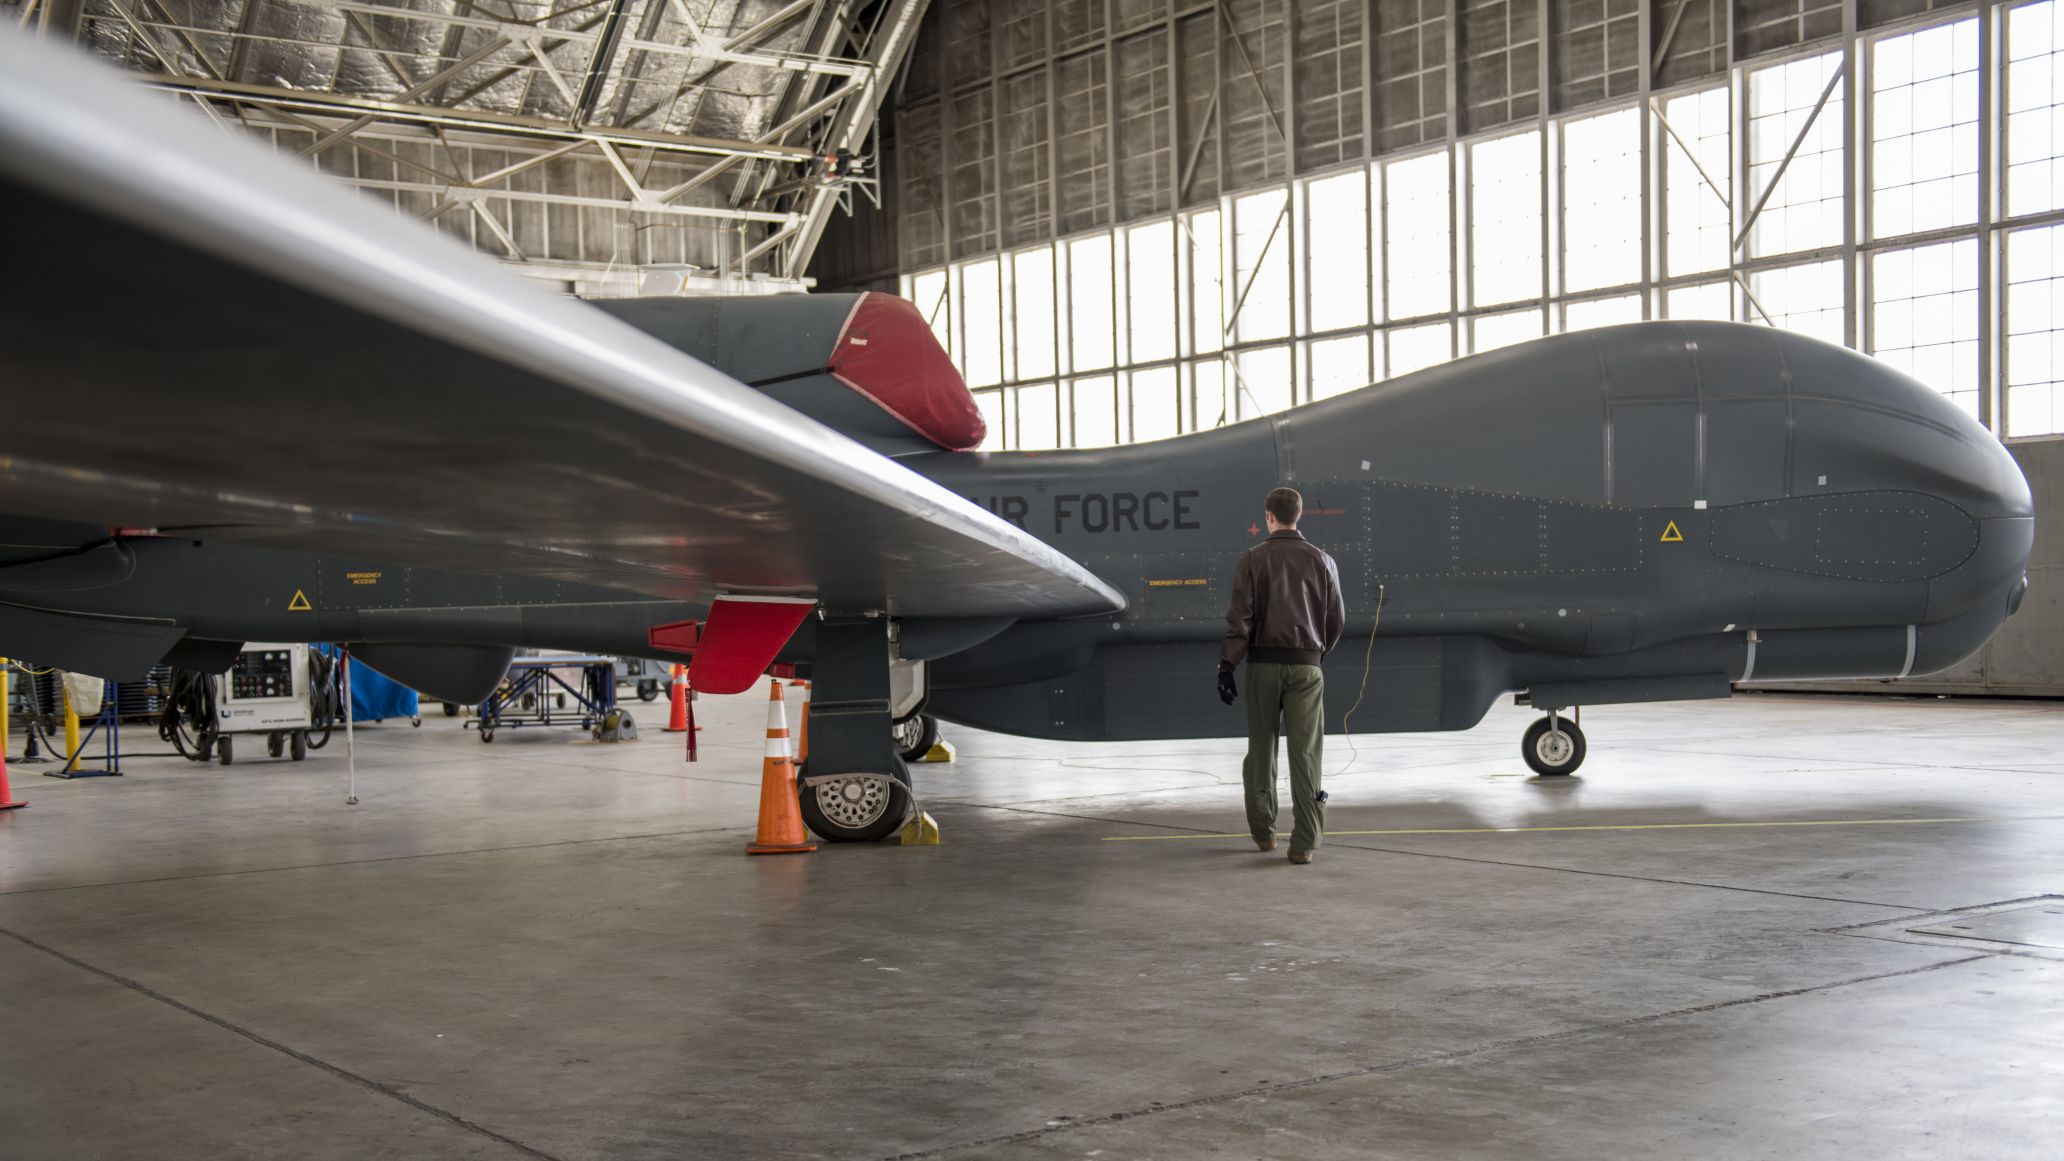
{"left": 891, "top": 716, "right": 922, "bottom": 750}
{"left": 814, "top": 774, "right": 892, "bottom": 829}
{"left": 1535, "top": 730, "right": 1574, "bottom": 766}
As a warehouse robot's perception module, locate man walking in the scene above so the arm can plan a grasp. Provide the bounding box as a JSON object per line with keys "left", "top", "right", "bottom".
{"left": 1217, "top": 486, "right": 1346, "bottom": 864}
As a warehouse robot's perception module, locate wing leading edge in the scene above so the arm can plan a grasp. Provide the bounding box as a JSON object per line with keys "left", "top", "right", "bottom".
{"left": 0, "top": 33, "right": 1124, "bottom": 621}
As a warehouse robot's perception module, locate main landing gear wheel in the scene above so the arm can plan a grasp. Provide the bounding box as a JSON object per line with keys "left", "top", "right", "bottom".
{"left": 636, "top": 679, "right": 660, "bottom": 702}
{"left": 892, "top": 713, "right": 939, "bottom": 763}
{"left": 797, "top": 758, "right": 912, "bottom": 843}
{"left": 1522, "top": 715, "right": 1586, "bottom": 776}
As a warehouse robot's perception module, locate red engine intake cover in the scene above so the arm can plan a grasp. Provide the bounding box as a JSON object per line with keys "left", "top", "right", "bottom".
{"left": 827, "top": 292, "right": 987, "bottom": 452}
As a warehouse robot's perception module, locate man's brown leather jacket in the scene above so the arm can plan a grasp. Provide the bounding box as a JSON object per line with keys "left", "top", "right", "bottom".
{"left": 1218, "top": 528, "right": 1346, "bottom": 671}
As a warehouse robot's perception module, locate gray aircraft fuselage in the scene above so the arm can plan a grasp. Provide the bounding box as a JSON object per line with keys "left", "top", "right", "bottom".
{"left": 0, "top": 322, "right": 2033, "bottom": 748}
{"left": 907, "top": 323, "right": 2032, "bottom": 741}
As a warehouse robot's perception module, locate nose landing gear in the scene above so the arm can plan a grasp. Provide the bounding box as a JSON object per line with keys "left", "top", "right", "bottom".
{"left": 1522, "top": 710, "right": 1586, "bottom": 776}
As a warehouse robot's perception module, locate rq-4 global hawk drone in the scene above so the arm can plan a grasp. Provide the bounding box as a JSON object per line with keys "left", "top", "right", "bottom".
{"left": 0, "top": 34, "right": 2033, "bottom": 843}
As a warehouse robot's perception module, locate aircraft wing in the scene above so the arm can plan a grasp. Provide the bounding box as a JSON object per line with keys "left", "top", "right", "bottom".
{"left": 0, "top": 33, "right": 1124, "bottom": 621}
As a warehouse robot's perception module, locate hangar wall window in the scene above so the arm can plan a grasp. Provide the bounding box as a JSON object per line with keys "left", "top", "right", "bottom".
{"left": 1383, "top": 153, "right": 1452, "bottom": 321}
{"left": 1746, "top": 52, "right": 1846, "bottom": 258}
{"left": 1234, "top": 346, "right": 1295, "bottom": 419}
{"left": 1127, "top": 222, "right": 1178, "bottom": 366}
{"left": 1388, "top": 321, "right": 1454, "bottom": 377}
{"left": 1564, "top": 294, "right": 1646, "bottom": 332}
{"left": 1072, "top": 376, "right": 1119, "bottom": 448}
{"left": 2007, "top": 0, "right": 2064, "bottom": 216}
{"left": 2007, "top": 223, "right": 2064, "bottom": 437}
{"left": 1130, "top": 367, "right": 1182, "bottom": 444}
{"left": 1016, "top": 382, "right": 1059, "bottom": 451}
{"left": 1871, "top": 20, "right": 1980, "bottom": 237}
{"left": 1308, "top": 334, "right": 1373, "bottom": 400}
{"left": 909, "top": 270, "right": 951, "bottom": 363}
{"left": 1232, "top": 191, "right": 1294, "bottom": 342}
{"left": 1471, "top": 308, "right": 1546, "bottom": 354}
{"left": 1667, "top": 281, "right": 1737, "bottom": 322}
{"left": 1068, "top": 236, "right": 1115, "bottom": 372}
{"left": 1187, "top": 209, "right": 1226, "bottom": 356}
{"left": 1870, "top": 240, "right": 1981, "bottom": 420}
{"left": 1662, "top": 87, "right": 1733, "bottom": 278}
{"left": 1468, "top": 130, "right": 1545, "bottom": 308}
{"left": 1013, "top": 249, "right": 1057, "bottom": 383}
{"left": 1752, "top": 260, "right": 1848, "bottom": 346}
{"left": 1305, "top": 171, "right": 1374, "bottom": 334}
{"left": 900, "top": 4, "right": 2064, "bottom": 444}
{"left": 971, "top": 389, "right": 1006, "bottom": 453}
{"left": 1191, "top": 361, "right": 1225, "bottom": 431}
{"left": 959, "top": 260, "right": 1003, "bottom": 389}
{"left": 1561, "top": 108, "right": 1644, "bottom": 294}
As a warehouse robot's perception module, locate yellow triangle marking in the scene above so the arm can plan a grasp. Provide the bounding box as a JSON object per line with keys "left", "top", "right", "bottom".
{"left": 288, "top": 589, "right": 313, "bottom": 611}
{"left": 1660, "top": 520, "right": 1684, "bottom": 543}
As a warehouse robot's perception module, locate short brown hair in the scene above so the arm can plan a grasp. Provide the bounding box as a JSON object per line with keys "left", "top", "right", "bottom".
{"left": 1265, "top": 486, "right": 1302, "bottom": 526}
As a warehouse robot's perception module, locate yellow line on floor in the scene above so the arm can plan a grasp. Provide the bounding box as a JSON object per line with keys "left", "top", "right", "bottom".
{"left": 1100, "top": 816, "right": 2064, "bottom": 841}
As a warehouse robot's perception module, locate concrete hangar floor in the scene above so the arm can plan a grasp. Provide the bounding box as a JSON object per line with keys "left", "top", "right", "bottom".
{"left": 1, "top": 689, "right": 2060, "bottom": 1160}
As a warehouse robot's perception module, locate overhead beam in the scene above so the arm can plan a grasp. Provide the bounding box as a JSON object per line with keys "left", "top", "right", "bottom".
{"left": 136, "top": 72, "right": 820, "bottom": 161}
{"left": 570, "top": 0, "right": 634, "bottom": 127}
{"left": 779, "top": 0, "right": 929, "bottom": 279}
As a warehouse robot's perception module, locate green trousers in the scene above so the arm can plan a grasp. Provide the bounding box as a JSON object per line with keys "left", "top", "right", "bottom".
{"left": 1241, "top": 662, "right": 1326, "bottom": 854}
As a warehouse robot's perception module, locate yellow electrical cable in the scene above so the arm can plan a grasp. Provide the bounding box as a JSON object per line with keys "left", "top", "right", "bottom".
{"left": 1334, "top": 581, "right": 1385, "bottom": 778}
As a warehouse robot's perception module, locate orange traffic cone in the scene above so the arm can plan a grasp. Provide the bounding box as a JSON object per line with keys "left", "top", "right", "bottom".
{"left": 0, "top": 740, "right": 25, "bottom": 811}
{"left": 746, "top": 681, "right": 815, "bottom": 855}
{"left": 663, "top": 663, "right": 690, "bottom": 732}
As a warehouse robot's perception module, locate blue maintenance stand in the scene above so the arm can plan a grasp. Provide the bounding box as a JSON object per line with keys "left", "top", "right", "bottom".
{"left": 468, "top": 656, "right": 617, "bottom": 743}
{"left": 45, "top": 689, "right": 122, "bottom": 779}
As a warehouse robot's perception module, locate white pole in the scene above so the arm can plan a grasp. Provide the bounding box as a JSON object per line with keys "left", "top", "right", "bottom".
{"left": 343, "top": 647, "right": 358, "bottom": 806}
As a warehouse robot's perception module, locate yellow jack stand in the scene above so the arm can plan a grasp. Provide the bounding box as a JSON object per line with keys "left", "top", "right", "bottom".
{"left": 899, "top": 811, "right": 941, "bottom": 845}
{"left": 919, "top": 739, "right": 957, "bottom": 763}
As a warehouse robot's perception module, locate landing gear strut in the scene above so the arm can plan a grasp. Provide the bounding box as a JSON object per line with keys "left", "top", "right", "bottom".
{"left": 793, "top": 615, "right": 918, "bottom": 843}
{"left": 1522, "top": 711, "right": 1586, "bottom": 776}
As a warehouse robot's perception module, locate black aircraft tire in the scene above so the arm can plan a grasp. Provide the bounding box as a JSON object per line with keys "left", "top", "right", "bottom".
{"left": 797, "top": 759, "right": 912, "bottom": 843}
{"left": 442, "top": 702, "right": 460, "bottom": 717}
{"left": 1522, "top": 716, "right": 1586, "bottom": 776}
{"left": 636, "top": 680, "right": 659, "bottom": 702}
{"left": 892, "top": 713, "right": 940, "bottom": 763}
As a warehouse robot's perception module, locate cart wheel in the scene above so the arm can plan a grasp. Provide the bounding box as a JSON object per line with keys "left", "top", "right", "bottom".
{"left": 290, "top": 730, "right": 307, "bottom": 762}
{"left": 557, "top": 693, "right": 567, "bottom": 709}
{"left": 267, "top": 732, "right": 284, "bottom": 759}
{"left": 217, "top": 736, "right": 234, "bottom": 766}
{"left": 479, "top": 726, "right": 495, "bottom": 744}
{"left": 411, "top": 717, "right": 421, "bottom": 728}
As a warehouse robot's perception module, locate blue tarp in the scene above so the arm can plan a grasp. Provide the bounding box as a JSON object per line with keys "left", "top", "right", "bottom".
{"left": 316, "top": 646, "right": 420, "bottom": 722}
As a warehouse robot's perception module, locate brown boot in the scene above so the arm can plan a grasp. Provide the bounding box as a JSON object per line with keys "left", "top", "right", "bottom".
{"left": 1255, "top": 836, "right": 1276, "bottom": 852}
{"left": 1287, "top": 850, "right": 1313, "bottom": 865}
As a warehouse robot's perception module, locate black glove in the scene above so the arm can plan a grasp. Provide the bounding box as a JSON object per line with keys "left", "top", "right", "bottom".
{"left": 1216, "top": 670, "right": 1237, "bottom": 706}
